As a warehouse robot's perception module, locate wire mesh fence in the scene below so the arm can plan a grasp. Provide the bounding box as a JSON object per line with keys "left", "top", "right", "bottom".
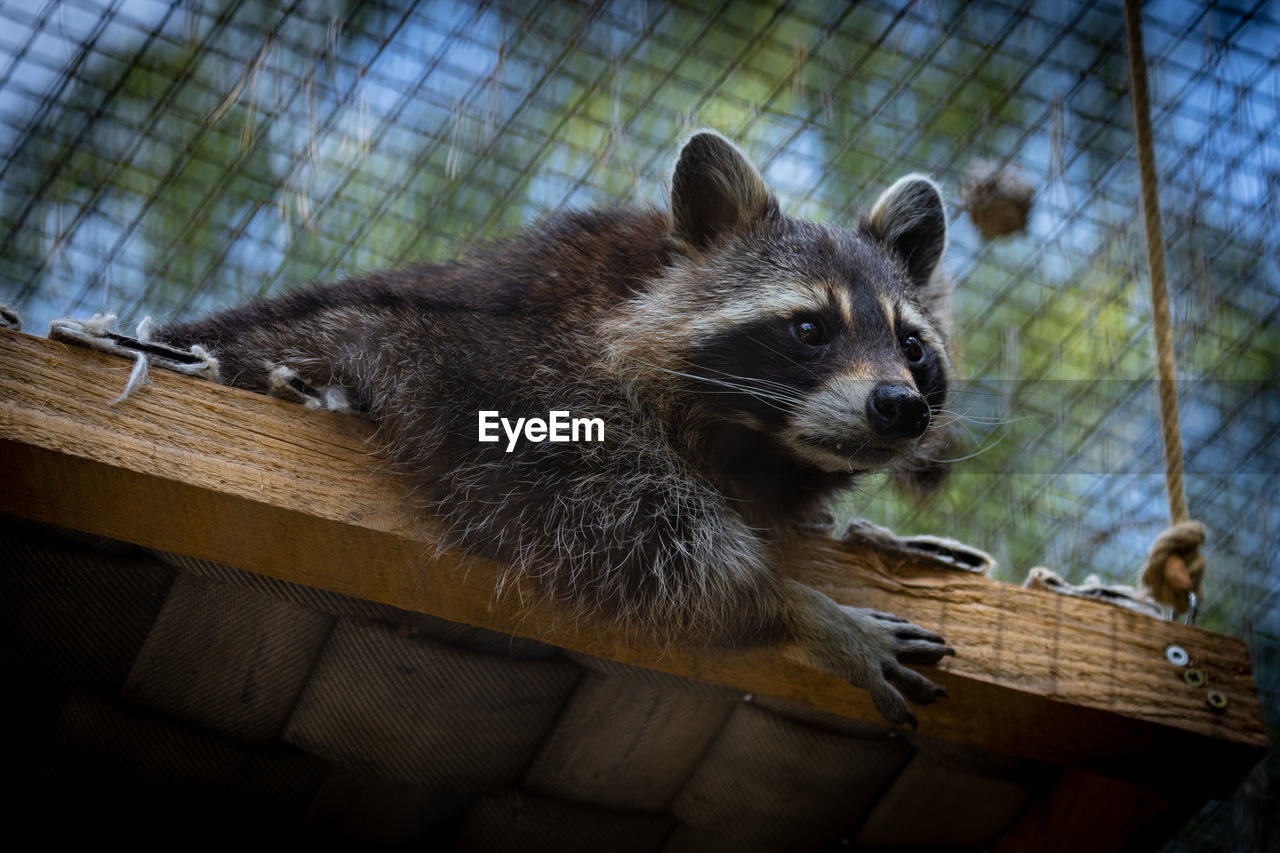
{"left": 2, "top": 0, "right": 1276, "bottom": 622}
{"left": 1, "top": 0, "right": 1277, "bottom": 690}
{"left": 1, "top": 0, "right": 1278, "bottom": 845}
{"left": 2, "top": 1, "right": 1277, "bottom": 599}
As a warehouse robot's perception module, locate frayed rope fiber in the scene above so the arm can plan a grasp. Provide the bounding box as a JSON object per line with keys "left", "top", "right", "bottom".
{"left": 48, "top": 313, "right": 220, "bottom": 405}
{"left": 112, "top": 316, "right": 152, "bottom": 405}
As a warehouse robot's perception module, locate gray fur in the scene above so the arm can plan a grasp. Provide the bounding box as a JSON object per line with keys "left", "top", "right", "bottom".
{"left": 152, "top": 133, "right": 958, "bottom": 726}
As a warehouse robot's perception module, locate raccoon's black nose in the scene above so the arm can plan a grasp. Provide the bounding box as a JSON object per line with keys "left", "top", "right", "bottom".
{"left": 866, "top": 384, "right": 930, "bottom": 439}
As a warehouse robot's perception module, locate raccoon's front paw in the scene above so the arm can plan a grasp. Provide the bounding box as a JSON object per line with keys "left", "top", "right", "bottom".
{"left": 843, "top": 517, "right": 996, "bottom": 575}
{"left": 836, "top": 606, "right": 954, "bottom": 728}
{"left": 782, "top": 579, "right": 953, "bottom": 727}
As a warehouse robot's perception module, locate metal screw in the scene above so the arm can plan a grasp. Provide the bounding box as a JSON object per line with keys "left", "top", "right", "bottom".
{"left": 1183, "top": 668, "right": 1206, "bottom": 688}
{"left": 1165, "top": 645, "right": 1189, "bottom": 666}
{"left": 1206, "top": 691, "right": 1227, "bottom": 711}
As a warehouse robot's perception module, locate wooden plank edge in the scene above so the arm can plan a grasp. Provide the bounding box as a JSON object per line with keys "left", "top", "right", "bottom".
{"left": 0, "top": 328, "right": 1266, "bottom": 793}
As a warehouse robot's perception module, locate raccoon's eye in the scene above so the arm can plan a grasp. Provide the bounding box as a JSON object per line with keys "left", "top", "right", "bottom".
{"left": 792, "top": 316, "right": 829, "bottom": 347}
{"left": 902, "top": 335, "right": 926, "bottom": 364}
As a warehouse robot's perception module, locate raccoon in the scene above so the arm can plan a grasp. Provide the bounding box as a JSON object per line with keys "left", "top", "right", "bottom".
{"left": 144, "top": 132, "right": 956, "bottom": 726}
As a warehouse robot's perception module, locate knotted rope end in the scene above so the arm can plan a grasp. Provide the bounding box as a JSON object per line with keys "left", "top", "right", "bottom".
{"left": 1140, "top": 519, "right": 1206, "bottom": 614}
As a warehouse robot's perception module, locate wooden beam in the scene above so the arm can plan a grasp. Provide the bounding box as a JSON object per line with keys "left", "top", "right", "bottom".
{"left": 0, "top": 329, "right": 1265, "bottom": 794}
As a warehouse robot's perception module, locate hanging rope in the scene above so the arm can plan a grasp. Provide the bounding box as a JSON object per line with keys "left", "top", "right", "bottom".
{"left": 1123, "top": 0, "right": 1205, "bottom": 617}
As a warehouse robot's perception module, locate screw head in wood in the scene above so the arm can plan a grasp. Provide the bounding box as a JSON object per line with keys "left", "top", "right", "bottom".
{"left": 1165, "top": 645, "right": 1189, "bottom": 666}
{"left": 1183, "top": 668, "right": 1206, "bottom": 688}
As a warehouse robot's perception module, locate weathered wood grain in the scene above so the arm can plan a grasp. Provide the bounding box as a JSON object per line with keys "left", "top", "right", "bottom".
{"left": 0, "top": 329, "right": 1265, "bottom": 793}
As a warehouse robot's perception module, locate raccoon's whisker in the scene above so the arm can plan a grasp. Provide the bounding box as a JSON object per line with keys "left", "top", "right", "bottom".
{"left": 696, "top": 375, "right": 805, "bottom": 406}
{"left": 632, "top": 361, "right": 806, "bottom": 411}
{"left": 682, "top": 385, "right": 801, "bottom": 415}
{"left": 667, "top": 356, "right": 806, "bottom": 397}
{"left": 945, "top": 386, "right": 1013, "bottom": 398}
{"left": 740, "top": 335, "right": 828, "bottom": 383}
{"left": 927, "top": 410, "right": 972, "bottom": 427}
{"left": 919, "top": 435, "right": 1006, "bottom": 464}
{"left": 683, "top": 389, "right": 801, "bottom": 413}
{"left": 930, "top": 406, "right": 1028, "bottom": 427}
{"left": 676, "top": 376, "right": 800, "bottom": 402}
{"left": 699, "top": 370, "right": 802, "bottom": 398}
{"left": 934, "top": 418, "right": 983, "bottom": 447}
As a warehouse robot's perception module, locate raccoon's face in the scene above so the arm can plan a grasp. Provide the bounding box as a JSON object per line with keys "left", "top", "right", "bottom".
{"left": 611, "top": 132, "right": 952, "bottom": 476}
{"left": 683, "top": 216, "right": 951, "bottom": 474}
{"left": 778, "top": 288, "right": 949, "bottom": 473}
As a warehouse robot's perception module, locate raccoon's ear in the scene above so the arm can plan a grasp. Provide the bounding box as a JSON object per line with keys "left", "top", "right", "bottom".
{"left": 671, "top": 132, "right": 777, "bottom": 252}
{"left": 868, "top": 175, "right": 948, "bottom": 290}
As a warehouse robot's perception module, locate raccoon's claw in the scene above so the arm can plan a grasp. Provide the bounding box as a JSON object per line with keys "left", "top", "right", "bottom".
{"left": 783, "top": 580, "right": 953, "bottom": 728}
{"left": 265, "top": 364, "right": 356, "bottom": 413}
{"left": 841, "top": 606, "right": 953, "bottom": 729}
{"left": 869, "top": 667, "right": 950, "bottom": 729}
